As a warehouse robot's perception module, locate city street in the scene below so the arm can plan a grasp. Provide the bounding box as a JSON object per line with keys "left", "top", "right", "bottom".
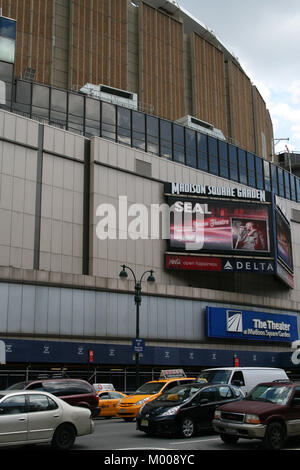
{"left": 72, "top": 417, "right": 300, "bottom": 452}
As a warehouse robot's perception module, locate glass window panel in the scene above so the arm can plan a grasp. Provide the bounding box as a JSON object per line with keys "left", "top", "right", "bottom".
{"left": 271, "top": 164, "right": 278, "bottom": 194}
{"left": 32, "top": 84, "right": 49, "bottom": 108}
{"left": 32, "top": 106, "right": 49, "bottom": 119}
{"left": 51, "top": 89, "right": 67, "bottom": 113}
{"left": 284, "top": 170, "right": 291, "bottom": 199}
{"left": 290, "top": 174, "right": 296, "bottom": 201}
{"left": 173, "top": 123, "right": 185, "bottom": 162}
{"left": 208, "top": 137, "right": 218, "bottom": 175}
{"left": 117, "top": 106, "right": 131, "bottom": 145}
{"left": 229, "top": 145, "right": 238, "bottom": 181}
{"left": 50, "top": 110, "right": 66, "bottom": 128}
{"left": 101, "top": 102, "right": 116, "bottom": 141}
{"left": 219, "top": 141, "right": 229, "bottom": 179}
{"left": 238, "top": 149, "right": 247, "bottom": 185}
{"left": 197, "top": 133, "right": 208, "bottom": 171}
{"left": 247, "top": 153, "right": 256, "bottom": 187}
{"left": 147, "top": 115, "right": 159, "bottom": 137}
{"left": 160, "top": 120, "right": 172, "bottom": 159}
{"left": 263, "top": 160, "right": 271, "bottom": 191}
{"left": 15, "top": 80, "right": 31, "bottom": 105}
{"left": 277, "top": 167, "right": 285, "bottom": 197}
{"left": 68, "top": 93, "right": 84, "bottom": 116}
{"left": 185, "top": 128, "right": 196, "bottom": 168}
{"left": 296, "top": 177, "right": 300, "bottom": 202}
{"left": 255, "top": 156, "right": 264, "bottom": 190}
{"left": 0, "top": 61, "right": 14, "bottom": 82}
{"left": 132, "top": 111, "right": 145, "bottom": 151}
{"left": 86, "top": 97, "right": 100, "bottom": 120}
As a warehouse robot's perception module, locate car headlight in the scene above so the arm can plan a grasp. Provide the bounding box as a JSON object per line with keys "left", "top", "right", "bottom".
{"left": 136, "top": 397, "right": 151, "bottom": 406}
{"left": 245, "top": 414, "right": 261, "bottom": 424}
{"left": 214, "top": 410, "right": 221, "bottom": 420}
{"left": 160, "top": 406, "right": 180, "bottom": 417}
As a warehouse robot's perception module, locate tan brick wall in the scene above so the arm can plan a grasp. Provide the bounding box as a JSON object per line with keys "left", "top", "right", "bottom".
{"left": 71, "top": 0, "right": 127, "bottom": 91}
{"left": 0, "top": 0, "right": 53, "bottom": 84}
{"left": 139, "top": 3, "right": 184, "bottom": 121}
{"left": 191, "top": 33, "right": 227, "bottom": 136}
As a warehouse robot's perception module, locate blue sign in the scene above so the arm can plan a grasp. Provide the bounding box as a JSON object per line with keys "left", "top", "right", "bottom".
{"left": 206, "top": 306, "right": 298, "bottom": 343}
{"left": 132, "top": 338, "right": 145, "bottom": 353}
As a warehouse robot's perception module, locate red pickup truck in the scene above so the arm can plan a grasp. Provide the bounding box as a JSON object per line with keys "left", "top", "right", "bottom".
{"left": 213, "top": 381, "right": 300, "bottom": 450}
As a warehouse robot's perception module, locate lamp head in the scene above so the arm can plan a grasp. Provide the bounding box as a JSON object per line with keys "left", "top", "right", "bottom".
{"left": 119, "top": 265, "right": 128, "bottom": 279}
{"left": 147, "top": 270, "right": 155, "bottom": 283}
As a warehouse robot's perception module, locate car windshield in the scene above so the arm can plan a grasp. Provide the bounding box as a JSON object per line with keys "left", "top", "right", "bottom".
{"left": 197, "top": 370, "right": 231, "bottom": 384}
{"left": 6, "top": 382, "right": 27, "bottom": 390}
{"left": 246, "top": 385, "right": 292, "bottom": 405}
{"left": 157, "top": 385, "right": 200, "bottom": 404}
{"left": 133, "top": 382, "right": 165, "bottom": 395}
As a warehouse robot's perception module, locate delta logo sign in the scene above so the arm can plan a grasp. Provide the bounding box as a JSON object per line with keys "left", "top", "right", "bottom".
{"left": 206, "top": 307, "right": 298, "bottom": 343}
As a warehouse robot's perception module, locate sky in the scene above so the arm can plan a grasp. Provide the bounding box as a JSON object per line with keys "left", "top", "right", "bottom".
{"left": 178, "top": 0, "right": 300, "bottom": 154}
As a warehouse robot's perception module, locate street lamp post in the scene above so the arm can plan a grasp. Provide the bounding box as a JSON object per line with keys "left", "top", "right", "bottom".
{"left": 119, "top": 265, "right": 155, "bottom": 389}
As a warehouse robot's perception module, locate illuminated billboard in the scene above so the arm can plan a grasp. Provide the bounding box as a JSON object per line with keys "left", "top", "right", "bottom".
{"left": 168, "top": 197, "right": 272, "bottom": 256}
{"left": 275, "top": 208, "right": 293, "bottom": 273}
{"left": 0, "top": 16, "right": 16, "bottom": 63}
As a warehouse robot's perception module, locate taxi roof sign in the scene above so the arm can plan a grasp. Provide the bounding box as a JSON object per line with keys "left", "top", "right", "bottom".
{"left": 93, "top": 383, "right": 115, "bottom": 391}
{"left": 159, "top": 369, "right": 186, "bottom": 379}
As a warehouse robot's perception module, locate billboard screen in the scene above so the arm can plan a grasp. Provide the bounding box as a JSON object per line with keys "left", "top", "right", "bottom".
{"left": 275, "top": 209, "right": 293, "bottom": 273}
{"left": 0, "top": 17, "right": 16, "bottom": 63}
{"left": 168, "top": 197, "right": 272, "bottom": 256}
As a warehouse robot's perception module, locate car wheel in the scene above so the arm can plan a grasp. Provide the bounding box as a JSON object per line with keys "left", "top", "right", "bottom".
{"left": 180, "top": 417, "right": 195, "bottom": 438}
{"left": 51, "top": 424, "right": 76, "bottom": 450}
{"left": 263, "top": 422, "right": 286, "bottom": 450}
{"left": 220, "top": 433, "right": 239, "bottom": 444}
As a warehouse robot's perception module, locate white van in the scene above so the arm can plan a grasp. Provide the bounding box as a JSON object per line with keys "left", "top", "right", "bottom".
{"left": 196, "top": 367, "right": 289, "bottom": 394}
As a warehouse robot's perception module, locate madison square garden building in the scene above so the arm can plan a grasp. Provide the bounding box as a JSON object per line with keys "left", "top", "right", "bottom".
{"left": 0, "top": 0, "right": 299, "bottom": 389}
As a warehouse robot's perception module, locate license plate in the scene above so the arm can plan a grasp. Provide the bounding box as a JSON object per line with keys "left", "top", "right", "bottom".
{"left": 120, "top": 409, "right": 126, "bottom": 413}
{"left": 141, "top": 420, "right": 148, "bottom": 427}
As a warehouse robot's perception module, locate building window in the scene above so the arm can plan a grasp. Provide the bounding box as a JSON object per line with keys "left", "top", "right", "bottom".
{"left": 146, "top": 115, "right": 159, "bottom": 155}
{"left": 32, "top": 84, "right": 50, "bottom": 119}
{"left": 197, "top": 133, "right": 208, "bottom": 172}
{"left": 101, "top": 102, "right": 116, "bottom": 141}
{"left": 68, "top": 93, "right": 84, "bottom": 134}
{"left": 277, "top": 167, "right": 285, "bottom": 197}
{"left": 50, "top": 88, "right": 67, "bottom": 128}
{"left": 208, "top": 137, "right": 219, "bottom": 175}
{"left": 290, "top": 174, "right": 296, "bottom": 201}
{"left": 14, "top": 79, "right": 32, "bottom": 115}
{"left": 185, "top": 128, "right": 197, "bottom": 168}
{"left": 264, "top": 160, "right": 271, "bottom": 192}
{"left": 296, "top": 177, "right": 300, "bottom": 202}
{"left": 132, "top": 111, "right": 146, "bottom": 151}
{"left": 255, "top": 156, "right": 264, "bottom": 190}
{"left": 247, "top": 153, "right": 256, "bottom": 187}
{"left": 160, "top": 120, "right": 172, "bottom": 159}
{"left": 219, "top": 141, "right": 229, "bottom": 179}
{"left": 238, "top": 149, "right": 247, "bottom": 185}
{"left": 229, "top": 144, "right": 238, "bottom": 181}
{"left": 173, "top": 124, "right": 185, "bottom": 164}
{"left": 284, "top": 170, "right": 291, "bottom": 200}
{"left": 271, "top": 164, "right": 278, "bottom": 194}
{"left": 117, "top": 106, "right": 131, "bottom": 146}
{"left": 85, "top": 97, "right": 100, "bottom": 137}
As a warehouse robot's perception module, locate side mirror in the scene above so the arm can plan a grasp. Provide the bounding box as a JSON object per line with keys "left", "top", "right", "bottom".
{"left": 292, "top": 398, "right": 300, "bottom": 406}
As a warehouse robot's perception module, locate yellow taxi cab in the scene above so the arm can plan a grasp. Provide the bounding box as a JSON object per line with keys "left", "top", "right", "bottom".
{"left": 98, "top": 390, "right": 127, "bottom": 418}
{"left": 116, "top": 370, "right": 196, "bottom": 421}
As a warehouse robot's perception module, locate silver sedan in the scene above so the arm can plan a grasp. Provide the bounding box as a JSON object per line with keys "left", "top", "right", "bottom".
{"left": 0, "top": 390, "right": 94, "bottom": 449}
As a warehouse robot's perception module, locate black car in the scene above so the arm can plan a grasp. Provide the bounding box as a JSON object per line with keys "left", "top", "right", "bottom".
{"left": 136, "top": 382, "right": 245, "bottom": 438}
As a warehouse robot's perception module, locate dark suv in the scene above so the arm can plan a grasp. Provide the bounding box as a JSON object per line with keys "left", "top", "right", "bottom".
{"left": 213, "top": 381, "right": 300, "bottom": 450}
{"left": 7, "top": 379, "right": 99, "bottom": 418}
